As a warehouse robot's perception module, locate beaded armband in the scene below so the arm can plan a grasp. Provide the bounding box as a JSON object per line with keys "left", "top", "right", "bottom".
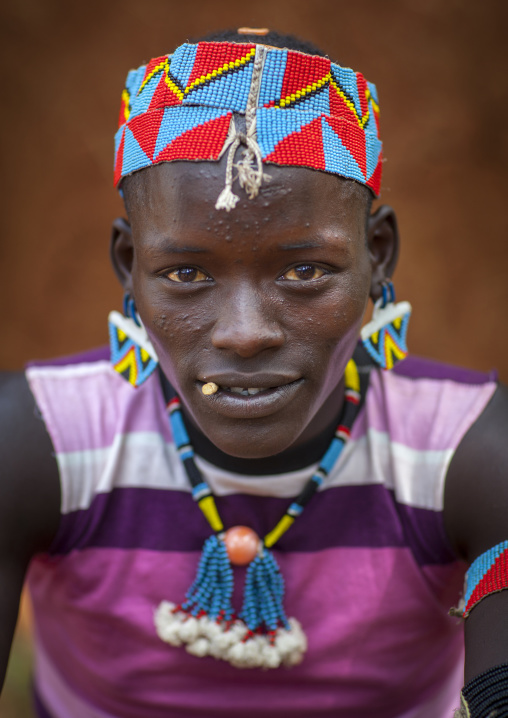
{"left": 458, "top": 541, "right": 508, "bottom": 618}
{"left": 454, "top": 663, "right": 508, "bottom": 718}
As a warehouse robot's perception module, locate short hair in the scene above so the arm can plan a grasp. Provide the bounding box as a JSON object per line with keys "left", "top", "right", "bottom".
{"left": 193, "top": 28, "right": 329, "bottom": 59}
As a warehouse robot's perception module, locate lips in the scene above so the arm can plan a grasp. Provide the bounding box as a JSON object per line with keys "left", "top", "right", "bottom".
{"left": 197, "top": 375, "right": 303, "bottom": 419}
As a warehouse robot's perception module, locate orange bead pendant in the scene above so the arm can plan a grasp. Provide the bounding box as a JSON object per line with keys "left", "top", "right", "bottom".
{"left": 223, "top": 526, "right": 261, "bottom": 565}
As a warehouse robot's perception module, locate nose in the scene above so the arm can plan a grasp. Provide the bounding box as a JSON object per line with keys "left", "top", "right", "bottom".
{"left": 211, "top": 283, "right": 285, "bottom": 358}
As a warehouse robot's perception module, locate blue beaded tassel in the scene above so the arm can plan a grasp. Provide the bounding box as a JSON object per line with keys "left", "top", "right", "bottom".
{"left": 182, "top": 535, "right": 234, "bottom": 621}
{"left": 241, "top": 550, "right": 289, "bottom": 638}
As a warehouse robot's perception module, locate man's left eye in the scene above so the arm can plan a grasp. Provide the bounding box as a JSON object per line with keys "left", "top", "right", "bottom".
{"left": 166, "top": 267, "right": 209, "bottom": 283}
{"left": 281, "top": 265, "right": 326, "bottom": 281}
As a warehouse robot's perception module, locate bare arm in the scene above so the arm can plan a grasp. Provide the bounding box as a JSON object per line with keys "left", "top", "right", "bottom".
{"left": 0, "top": 371, "right": 60, "bottom": 691}
{"left": 444, "top": 383, "right": 508, "bottom": 683}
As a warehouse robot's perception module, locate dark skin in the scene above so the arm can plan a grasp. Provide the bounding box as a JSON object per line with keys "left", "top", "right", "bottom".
{"left": 0, "top": 159, "right": 507, "bottom": 696}
{"left": 116, "top": 162, "right": 383, "bottom": 460}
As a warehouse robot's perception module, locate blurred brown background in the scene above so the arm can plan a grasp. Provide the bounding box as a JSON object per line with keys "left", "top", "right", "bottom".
{"left": 1, "top": 0, "right": 507, "bottom": 379}
{"left": 1, "top": 0, "right": 507, "bottom": 713}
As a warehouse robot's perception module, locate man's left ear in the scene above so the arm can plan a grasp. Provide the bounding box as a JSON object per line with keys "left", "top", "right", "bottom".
{"left": 367, "top": 205, "right": 400, "bottom": 301}
{"left": 110, "top": 217, "right": 134, "bottom": 293}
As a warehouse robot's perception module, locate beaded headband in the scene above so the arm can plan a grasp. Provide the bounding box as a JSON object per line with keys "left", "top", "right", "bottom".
{"left": 114, "top": 41, "right": 383, "bottom": 208}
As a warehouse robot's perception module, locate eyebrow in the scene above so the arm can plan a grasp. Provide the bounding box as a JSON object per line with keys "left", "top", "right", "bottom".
{"left": 276, "top": 240, "right": 325, "bottom": 251}
{"left": 156, "top": 242, "right": 210, "bottom": 254}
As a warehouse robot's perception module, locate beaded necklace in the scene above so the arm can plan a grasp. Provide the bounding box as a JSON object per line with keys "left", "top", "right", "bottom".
{"left": 154, "top": 358, "right": 364, "bottom": 669}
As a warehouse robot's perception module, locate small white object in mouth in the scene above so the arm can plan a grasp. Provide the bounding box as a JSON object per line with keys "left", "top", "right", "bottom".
{"left": 227, "top": 387, "right": 264, "bottom": 396}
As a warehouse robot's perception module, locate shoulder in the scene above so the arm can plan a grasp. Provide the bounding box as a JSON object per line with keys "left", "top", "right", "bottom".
{"left": 365, "top": 355, "right": 497, "bottom": 452}
{"left": 375, "top": 356, "right": 502, "bottom": 564}
{"left": 26, "top": 346, "right": 111, "bottom": 437}
{"left": 26, "top": 346, "right": 166, "bottom": 456}
{"left": 0, "top": 370, "right": 60, "bottom": 557}
{"left": 0, "top": 346, "right": 119, "bottom": 557}
{"left": 444, "top": 381, "right": 508, "bottom": 562}
{"left": 25, "top": 347, "right": 172, "bottom": 524}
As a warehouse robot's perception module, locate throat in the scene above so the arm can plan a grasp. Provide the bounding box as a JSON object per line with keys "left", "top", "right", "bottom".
{"left": 184, "top": 408, "right": 342, "bottom": 476}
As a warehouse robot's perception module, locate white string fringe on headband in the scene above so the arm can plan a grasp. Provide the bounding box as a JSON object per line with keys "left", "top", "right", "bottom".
{"left": 215, "top": 45, "right": 271, "bottom": 211}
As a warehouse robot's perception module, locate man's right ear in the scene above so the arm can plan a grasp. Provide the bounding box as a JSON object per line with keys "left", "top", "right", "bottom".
{"left": 110, "top": 217, "right": 134, "bottom": 292}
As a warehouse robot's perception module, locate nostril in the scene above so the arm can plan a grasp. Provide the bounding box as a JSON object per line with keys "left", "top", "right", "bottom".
{"left": 211, "top": 294, "right": 284, "bottom": 356}
{"left": 211, "top": 319, "right": 284, "bottom": 355}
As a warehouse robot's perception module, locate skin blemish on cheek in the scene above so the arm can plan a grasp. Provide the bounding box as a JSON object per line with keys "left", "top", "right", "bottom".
{"left": 153, "top": 314, "right": 168, "bottom": 330}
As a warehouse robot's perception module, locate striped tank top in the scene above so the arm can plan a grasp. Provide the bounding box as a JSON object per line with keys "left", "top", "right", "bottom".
{"left": 26, "top": 348, "right": 497, "bottom": 718}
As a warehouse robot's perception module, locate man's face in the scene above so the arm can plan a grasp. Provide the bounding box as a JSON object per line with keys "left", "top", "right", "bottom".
{"left": 121, "top": 160, "right": 373, "bottom": 458}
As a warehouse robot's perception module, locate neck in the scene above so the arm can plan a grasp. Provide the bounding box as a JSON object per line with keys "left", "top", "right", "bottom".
{"left": 182, "top": 398, "right": 342, "bottom": 476}
{"left": 158, "top": 345, "right": 372, "bottom": 476}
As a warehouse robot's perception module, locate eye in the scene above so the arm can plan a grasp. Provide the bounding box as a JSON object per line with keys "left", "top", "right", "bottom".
{"left": 166, "top": 267, "right": 210, "bottom": 283}
{"left": 281, "top": 264, "right": 326, "bottom": 281}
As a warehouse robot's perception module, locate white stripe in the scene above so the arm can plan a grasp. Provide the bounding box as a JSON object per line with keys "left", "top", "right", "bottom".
{"left": 34, "top": 639, "right": 116, "bottom": 718}
{"left": 58, "top": 432, "right": 189, "bottom": 514}
{"left": 57, "top": 428, "right": 450, "bottom": 514}
{"left": 198, "top": 430, "right": 450, "bottom": 510}
{"left": 330, "top": 429, "right": 452, "bottom": 510}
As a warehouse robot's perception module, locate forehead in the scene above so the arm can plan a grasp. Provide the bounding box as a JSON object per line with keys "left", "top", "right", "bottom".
{"left": 123, "top": 159, "right": 370, "bottom": 243}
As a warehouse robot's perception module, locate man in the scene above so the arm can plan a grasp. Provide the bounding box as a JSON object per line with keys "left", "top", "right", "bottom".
{"left": 1, "top": 29, "right": 507, "bottom": 717}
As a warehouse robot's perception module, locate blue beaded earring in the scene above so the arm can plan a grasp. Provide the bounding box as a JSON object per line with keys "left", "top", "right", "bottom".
{"left": 361, "top": 280, "right": 412, "bottom": 370}
{"left": 108, "top": 293, "right": 159, "bottom": 387}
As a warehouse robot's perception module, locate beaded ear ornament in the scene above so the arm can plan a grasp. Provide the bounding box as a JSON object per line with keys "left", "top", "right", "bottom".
{"left": 108, "top": 294, "right": 159, "bottom": 387}
{"left": 360, "top": 280, "right": 411, "bottom": 370}
{"left": 154, "top": 359, "right": 364, "bottom": 669}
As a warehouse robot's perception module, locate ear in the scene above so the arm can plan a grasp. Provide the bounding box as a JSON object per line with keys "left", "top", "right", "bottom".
{"left": 367, "top": 205, "right": 400, "bottom": 301}
{"left": 110, "top": 217, "right": 134, "bottom": 292}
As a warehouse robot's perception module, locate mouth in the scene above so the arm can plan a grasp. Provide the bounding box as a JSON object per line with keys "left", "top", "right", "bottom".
{"left": 196, "top": 376, "right": 303, "bottom": 418}
{"left": 214, "top": 385, "right": 276, "bottom": 397}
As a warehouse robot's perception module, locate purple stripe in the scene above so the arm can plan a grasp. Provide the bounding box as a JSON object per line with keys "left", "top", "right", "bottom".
{"left": 51, "top": 484, "right": 455, "bottom": 565}
{"left": 27, "top": 351, "right": 496, "bottom": 456}
{"left": 394, "top": 355, "right": 497, "bottom": 384}
{"left": 26, "top": 345, "right": 110, "bottom": 369}
{"left": 28, "top": 547, "right": 465, "bottom": 718}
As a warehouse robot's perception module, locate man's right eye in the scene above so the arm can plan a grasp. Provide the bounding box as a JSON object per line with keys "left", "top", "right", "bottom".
{"left": 166, "top": 267, "right": 210, "bottom": 283}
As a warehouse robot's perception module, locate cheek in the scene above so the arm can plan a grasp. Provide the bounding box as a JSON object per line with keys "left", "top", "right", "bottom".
{"left": 133, "top": 281, "right": 208, "bottom": 378}
{"left": 149, "top": 309, "right": 207, "bottom": 357}
{"left": 288, "top": 276, "right": 369, "bottom": 345}
{"left": 151, "top": 310, "right": 205, "bottom": 338}
{"left": 293, "top": 278, "right": 369, "bottom": 388}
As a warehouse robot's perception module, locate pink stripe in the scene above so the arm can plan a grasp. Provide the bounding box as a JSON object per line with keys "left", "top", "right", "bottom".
{"left": 350, "top": 370, "right": 496, "bottom": 450}
{"left": 34, "top": 639, "right": 116, "bottom": 718}
{"left": 29, "top": 546, "right": 465, "bottom": 718}
{"left": 27, "top": 364, "right": 171, "bottom": 453}
{"left": 27, "top": 360, "right": 495, "bottom": 456}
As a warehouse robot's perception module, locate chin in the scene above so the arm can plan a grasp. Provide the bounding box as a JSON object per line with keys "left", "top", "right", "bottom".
{"left": 202, "top": 420, "right": 300, "bottom": 459}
